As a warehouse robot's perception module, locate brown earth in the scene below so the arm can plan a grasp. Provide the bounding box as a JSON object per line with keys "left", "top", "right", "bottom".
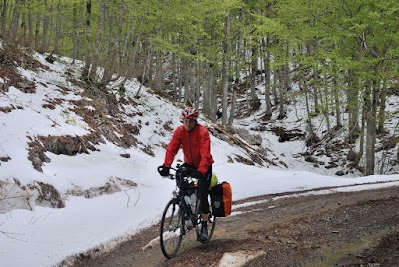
{"left": 68, "top": 184, "right": 399, "bottom": 267}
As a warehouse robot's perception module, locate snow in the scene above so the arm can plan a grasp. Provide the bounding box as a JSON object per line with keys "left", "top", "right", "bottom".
{"left": 1, "top": 50, "right": 399, "bottom": 267}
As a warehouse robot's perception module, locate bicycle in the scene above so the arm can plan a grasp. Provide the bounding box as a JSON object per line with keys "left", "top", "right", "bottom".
{"left": 158, "top": 164, "right": 217, "bottom": 259}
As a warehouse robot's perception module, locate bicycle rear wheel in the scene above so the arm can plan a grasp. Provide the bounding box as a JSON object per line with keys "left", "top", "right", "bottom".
{"left": 160, "top": 198, "right": 183, "bottom": 258}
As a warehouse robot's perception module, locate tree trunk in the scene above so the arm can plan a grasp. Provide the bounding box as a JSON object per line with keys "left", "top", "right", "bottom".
{"left": 44, "top": 3, "right": 54, "bottom": 51}
{"left": 365, "top": 78, "right": 377, "bottom": 175}
{"left": 347, "top": 68, "right": 360, "bottom": 143}
{"left": 221, "top": 11, "right": 231, "bottom": 126}
{"left": 194, "top": 61, "right": 201, "bottom": 110}
{"left": 377, "top": 79, "right": 386, "bottom": 134}
{"left": 300, "top": 70, "right": 314, "bottom": 136}
{"left": 228, "top": 82, "right": 237, "bottom": 126}
{"left": 250, "top": 45, "right": 260, "bottom": 111}
{"left": 53, "top": 1, "right": 62, "bottom": 54}
{"left": 321, "top": 77, "right": 331, "bottom": 134}
{"left": 82, "top": 0, "right": 92, "bottom": 81}
{"left": 89, "top": 0, "right": 106, "bottom": 82}
{"left": 155, "top": 51, "right": 163, "bottom": 92}
{"left": 40, "top": 2, "right": 50, "bottom": 52}
{"left": 332, "top": 63, "right": 342, "bottom": 128}
{"left": 171, "top": 54, "right": 178, "bottom": 101}
{"left": 34, "top": 12, "right": 41, "bottom": 51}
{"left": 135, "top": 51, "right": 151, "bottom": 98}
{"left": 9, "top": 0, "right": 22, "bottom": 43}
{"left": 312, "top": 69, "right": 320, "bottom": 115}
{"left": 27, "top": 2, "right": 33, "bottom": 46}
{"left": 263, "top": 36, "right": 272, "bottom": 120}
{"left": 272, "top": 65, "right": 278, "bottom": 106}
{"left": 71, "top": 1, "right": 82, "bottom": 62}
{"left": 181, "top": 59, "right": 189, "bottom": 104}
{"left": 1, "top": 0, "right": 7, "bottom": 36}
{"left": 177, "top": 60, "right": 183, "bottom": 103}
{"left": 204, "top": 63, "right": 216, "bottom": 121}
{"left": 277, "top": 64, "right": 286, "bottom": 119}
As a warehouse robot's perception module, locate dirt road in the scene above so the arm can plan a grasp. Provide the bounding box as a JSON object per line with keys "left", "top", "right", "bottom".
{"left": 69, "top": 183, "right": 399, "bottom": 267}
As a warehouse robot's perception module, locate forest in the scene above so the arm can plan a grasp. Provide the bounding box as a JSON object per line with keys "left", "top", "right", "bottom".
{"left": 1, "top": 0, "right": 399, "bottom": 176}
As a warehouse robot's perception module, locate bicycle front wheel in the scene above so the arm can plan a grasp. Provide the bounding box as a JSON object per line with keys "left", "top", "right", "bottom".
{"left": 160, "top": 198, "right": 184, "bottom": 258}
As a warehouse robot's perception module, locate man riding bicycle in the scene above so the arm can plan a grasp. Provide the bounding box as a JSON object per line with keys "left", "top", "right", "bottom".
{"left": 158, "top": 107, "right": 214, "bottom": 242}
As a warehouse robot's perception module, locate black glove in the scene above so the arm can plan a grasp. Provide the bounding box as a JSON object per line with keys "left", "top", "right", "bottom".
{"left": 189, "top": 169, "right": 204, "bottom": 180}
{"left": 158, "top": 165, "right": 170, "bottom": 176}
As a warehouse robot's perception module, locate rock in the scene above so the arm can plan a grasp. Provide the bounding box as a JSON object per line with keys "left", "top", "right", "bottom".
{"left": 335, "top": 170, "right": 345, "bottom": 176}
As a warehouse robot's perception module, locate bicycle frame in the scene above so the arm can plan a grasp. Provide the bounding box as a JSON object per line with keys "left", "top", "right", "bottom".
{"left": 169, "top": 165, "right": 199, "bottom": 234}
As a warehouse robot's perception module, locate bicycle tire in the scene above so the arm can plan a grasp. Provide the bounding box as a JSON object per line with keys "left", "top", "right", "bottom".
{"left": 160, "top": 198, "right": 184, "bottom": 258}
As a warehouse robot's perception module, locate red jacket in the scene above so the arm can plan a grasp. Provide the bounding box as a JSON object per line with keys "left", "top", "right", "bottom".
{"left": 164, "top": 124, "right": 214, "bottom": 175}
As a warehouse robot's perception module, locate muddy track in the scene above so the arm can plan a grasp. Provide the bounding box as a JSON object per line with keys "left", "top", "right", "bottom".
{"left": 69, "top": 185, "right": 399, "bottom": 267}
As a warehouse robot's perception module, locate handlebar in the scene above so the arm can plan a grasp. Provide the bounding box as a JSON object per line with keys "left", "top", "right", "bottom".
{"left": 158, "top": 164, "right": 196, "bottom": 179}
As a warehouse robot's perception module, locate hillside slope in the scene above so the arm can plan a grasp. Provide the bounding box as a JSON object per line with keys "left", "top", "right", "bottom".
{"left": 0, "top": 43, "right": 273, "bottom": 213}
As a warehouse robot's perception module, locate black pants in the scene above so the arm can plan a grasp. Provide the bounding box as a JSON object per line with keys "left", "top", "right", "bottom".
{"left": 183, "top": 163, "right": 212, "bottom": 214}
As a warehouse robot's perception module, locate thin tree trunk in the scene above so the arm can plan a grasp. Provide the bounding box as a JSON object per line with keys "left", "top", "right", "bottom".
{"left": 155, "top": 50, "right": 163, "bottom": 92}
{"left": 365, "top": 78, "right": 377, "bottom": 175}
{"left": 171, "top": 54, "right": 178, "bottom": 101}
{"left": 284, "top": 41, "right": 290, "bottom": 92}
{"left": 301, "top": 71, "right": 315, "bottom": 137}
{"left": 89, "top": 0, "right": 106, "bottom": 82}
{"left": 194, "top": 61, "right": 201, "bottom": 109}
{"left": 53, "top": 1, "right": 62, "bottom": 54}
{"left": 136, "top": 51, "right": 151, "bottom": 98}
{"left": 101, "top": 0, "right": 120, "bottom": 87}
{"left": 19, "top": 13, "right": 27, "bottom": 44}
{"left": 34, "top": 12, "right": 41, "bottom": 51}
{"left": 221, "top": 11, "right": 231, "bottom": 126}
{"left": 347, "top": 68, "right": 360, "bottom": 143}
{"left": 377, "top": 79, "right": 386, "bottom": 134}
{"left": 332, "top": 63, "right": 342, "bottom": 128}
{"left": 321, "top": 77, "right": 331, "bottom": 134}
{"left": 40, "top": 2, "right": 50, "bottom": 52}
{"left": 263, "top": 36, "right": 272, "bottom": 120}
{"left": 250, "top": 45, "right": 260, "bottom": 110}
{"left": 277, "top": 64, "right": 286, "bottom": 119}
{"left": 272, "top": 66, "right": 278, "bottom": 106}
{"left": 182, "top": 59, "right": 189, "bottom": 104}
{"left": 71, "top": 1, "right": 82, "bottom": 63}
{"left": 44, "top": 3, "right": 54, "bottom": 51}
{"left": 27, "top": 2, "right": 33, "bottom": 46}
{"left": 9, "top": 0, "right": 22, "bottom": 43}
{"left": 228, "top": 82, "right": 237, "bottom": 126}
{"left": 177, "top": 60, "right": 183, "bottom": 103}
{"left": 1, "top": 0, "right": 8, "bottom": 36}
{"left": 82, "top": 0, "right": 92, "bottom": 81}
{"left": 205, "top": 63, "right": 216, "bottom": 121}
{"left": 312, "top": 69, "right": 320, "bottom": 115}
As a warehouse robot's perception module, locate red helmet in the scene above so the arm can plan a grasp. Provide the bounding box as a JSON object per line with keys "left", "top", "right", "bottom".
{"left": 181, "top": 107, "right": 199, "bottom": 120}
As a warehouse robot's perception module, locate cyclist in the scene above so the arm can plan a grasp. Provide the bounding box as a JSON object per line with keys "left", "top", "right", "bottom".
{"left": 158, "top": 107, "right": 214, "bottom": 242}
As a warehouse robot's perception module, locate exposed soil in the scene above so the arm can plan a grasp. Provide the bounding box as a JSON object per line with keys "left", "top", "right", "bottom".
{"left": 67, "top": 184, "right": 399, "bottom": 267}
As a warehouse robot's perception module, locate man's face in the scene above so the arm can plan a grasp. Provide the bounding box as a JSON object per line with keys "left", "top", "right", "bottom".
{"left": 183, "top": 118, "right": 196, "bottom": 132}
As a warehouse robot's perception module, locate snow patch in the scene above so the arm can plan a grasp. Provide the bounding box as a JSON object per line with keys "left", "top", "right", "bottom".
{"left": 218, "top": 250, "right": 266, "bottom": 267}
